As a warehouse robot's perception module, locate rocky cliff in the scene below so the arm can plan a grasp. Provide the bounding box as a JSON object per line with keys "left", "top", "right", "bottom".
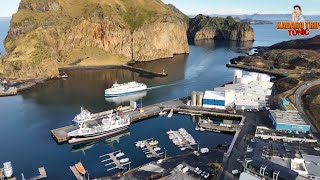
{"left": 187, "top": 14, "right": 254, "bottom": 41}
{"left": 230, "top": 35, "right": 320, "bottom": 70}
{"left": 1, "top": 0, "right": 189, "bottom": 79}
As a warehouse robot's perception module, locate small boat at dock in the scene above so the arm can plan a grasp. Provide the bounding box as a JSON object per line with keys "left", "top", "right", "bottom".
{"left": 75, "top": 162, "right": 86, "bottom": 175}
{"left": 119, "top": 158, "right": 129, "bottom": 163}
{"left": 149, "top": 140, "right": 159, "bottom": 146}
{"left": 159, "top": 111, "right": 167, "bottom": 116}
{"left": 116, "top": 152, "right": 125, "bottom": 158}
{"left": 3, "top": 161, "right": 13, "bottom": 178}
{"left": 135, "top": 141, "right": 145, "bottom": 148}
{"left": 154, "top": 147, "right": 161, "bottom": 151}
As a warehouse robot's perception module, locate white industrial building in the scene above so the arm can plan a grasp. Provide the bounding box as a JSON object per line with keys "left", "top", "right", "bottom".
{"left": 203, "top": 70, "right": 273, "bottom": 110}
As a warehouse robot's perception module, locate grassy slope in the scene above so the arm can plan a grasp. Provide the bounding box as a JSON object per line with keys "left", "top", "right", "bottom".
{"left": 303, "top": 86, "right": 320, "bottom": 130}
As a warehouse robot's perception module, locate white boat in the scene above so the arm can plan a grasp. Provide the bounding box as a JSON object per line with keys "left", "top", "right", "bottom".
{"left": 72, "top": 107, "right": 93, "bottom": 125}
{"left": 146, "top": 154, "right": 153, "bottom": 158}
{"left": 68, "top": 114, "right": 130, "bottom": 138}
{"left": 156, "top": 159, "right": 163, "bottom": 164}
{"left": 119, "top": 158, "right": 129, "bottom": 163}
{"left": 166, "top": 130, "right": 175, "bottom": 134}
{"left": 154, "top": 147, "right": 161, "bottom": 151}
{"left": 3, "top": 161, "right": 13, "bottom": 178}
{"left": 105, "top": 81, "right": 147, "bottom": 97}
{"left": 136, "top": 141, "right": 145, "bottom": 148}
{"left": 180, "top": 147, "right": 186, "bottom": 151}
{"left": 116, "top": 152, "right": 125, "bottom": 158}
{"left": 200, "top": 148, "right": 209, "bottom": 154}
{"left": 159, "top": 111, "right": 167, "bottom": 116}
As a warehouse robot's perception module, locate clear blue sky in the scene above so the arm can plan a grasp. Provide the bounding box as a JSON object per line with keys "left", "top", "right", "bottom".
{"left": 1, "top": 0, "right": 320, "bottom": 17}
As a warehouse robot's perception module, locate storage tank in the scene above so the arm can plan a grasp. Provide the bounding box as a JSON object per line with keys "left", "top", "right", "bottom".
{"left": 240, "top": 75, "right": 253, "bottom": 84}
{"left": 249, "top": 72, "right": 259, "bottom": 81}
{"left": 233, "top": 69, "right": 243, "bottom": 84}
{"left": 258, "top": 73, "right": 271, "bottom": 82}
{"left": 196, "top": 92, "right": 204, "bottom": 107}
{"left": 191, "top": 91, "right": 197, "bottom": 106}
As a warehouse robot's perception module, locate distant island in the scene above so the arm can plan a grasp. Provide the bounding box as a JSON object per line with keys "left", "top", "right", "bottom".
{"left": 233, "top": 17, "right": 273, "bottom": 25}
{"left": 187, "top": 14, "right": 254, "bottom": 41}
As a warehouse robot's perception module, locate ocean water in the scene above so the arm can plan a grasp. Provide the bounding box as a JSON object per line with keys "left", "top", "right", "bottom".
{"left": 0, "top": 17, "right": 319, "bottom": 179}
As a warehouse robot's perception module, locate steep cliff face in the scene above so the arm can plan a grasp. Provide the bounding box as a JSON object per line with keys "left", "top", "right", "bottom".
{"left": 187, "top": 14, "right": 254, "bottom": 41}
{"left": 2, "top": 0, "right": 189, "bottom": 79}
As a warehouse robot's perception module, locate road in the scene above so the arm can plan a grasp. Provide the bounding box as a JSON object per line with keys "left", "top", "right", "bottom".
{"left": 294, "top": 79, "right": 320, "bottom": 134}
{"left": 217, "top": 111, "right": 271, "bottom": 180}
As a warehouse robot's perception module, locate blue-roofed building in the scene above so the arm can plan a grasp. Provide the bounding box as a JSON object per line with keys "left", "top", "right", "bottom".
{"left": 269, "top": 110, "right": 310, "bottom": 133}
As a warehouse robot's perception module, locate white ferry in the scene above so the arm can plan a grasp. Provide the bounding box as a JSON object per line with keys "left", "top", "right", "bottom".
{"left": 105, "top": 81, "right": 147, "bottom": 97}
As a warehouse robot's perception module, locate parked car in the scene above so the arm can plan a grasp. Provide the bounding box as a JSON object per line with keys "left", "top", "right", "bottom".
{"left": 204, "top": 173, "right": 210, "bottom": 178}
{"left": 197, "top": 170, "right": 202, "bottom": 174}
{"left": 201, "top": 171, "right": 206, "bottom": 176}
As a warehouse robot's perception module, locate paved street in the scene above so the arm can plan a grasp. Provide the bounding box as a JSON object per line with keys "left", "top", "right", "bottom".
{"left": 294, "top": 79, "right": 320, "bottom": 134}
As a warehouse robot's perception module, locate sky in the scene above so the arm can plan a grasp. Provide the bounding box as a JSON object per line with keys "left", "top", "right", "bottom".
{"left": 0, "top": 0, "right": 320, "bottom": 17}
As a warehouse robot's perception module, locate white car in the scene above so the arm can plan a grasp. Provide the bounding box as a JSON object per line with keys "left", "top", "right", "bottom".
{"left": 197, "top": 170, "right": 202, "bottom": 174}
{"left": 232, "top": 169, "right": 240, "bottom": 175}
{"left": 194, "top": 167, "right": 199, "bottom": 173}
{"left": 204, "top": 173, "right": 210, "bottom": 178}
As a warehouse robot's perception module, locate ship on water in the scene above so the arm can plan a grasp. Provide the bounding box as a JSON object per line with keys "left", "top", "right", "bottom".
{"left": 105, "top": 81, "right": 147, "bottom": 97}
{"left": 72, "top": 107, "right": 93, "bottom": 125}
{"left": 68, "top": 113, "right": 130, "bottom": 144}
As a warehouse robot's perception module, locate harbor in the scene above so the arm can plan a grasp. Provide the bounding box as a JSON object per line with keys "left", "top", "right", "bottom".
{"left": 51, "top": 98, "right": 243, "bottom": 143}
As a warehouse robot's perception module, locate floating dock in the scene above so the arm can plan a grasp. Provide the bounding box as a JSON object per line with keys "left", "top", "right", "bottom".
{"left": 70, "top": 166, "right": 83, "bottom": 180}
{"left": 51, "top": 98, "right": 244, "bottom": 143}
{"left": 22, "top": 167, "right": 47, "bottom": 180}
{"left": 100, "top": 150, "right": 131, "bottom": 172}
{"left": 142, "top": 140, "right": 161, "bottom": 158}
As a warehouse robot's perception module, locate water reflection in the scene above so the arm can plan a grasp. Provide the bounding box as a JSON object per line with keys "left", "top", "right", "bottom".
{"left": 192, "top": 39, "right": 254, "bottom": 50}
{"left": 71, "top": 130, "right": 130, "bottom": 154}
{"left": 105, "top": 91, "right": 147, "bottom": 105}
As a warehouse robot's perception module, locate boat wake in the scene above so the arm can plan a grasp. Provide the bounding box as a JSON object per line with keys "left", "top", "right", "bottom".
{"left": 147, "top": 80, "right": 195, "bottom": 90}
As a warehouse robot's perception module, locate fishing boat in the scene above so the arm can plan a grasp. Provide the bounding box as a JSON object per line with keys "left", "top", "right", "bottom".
{"left": 105, "top": 81, "right": 147, "bottom": 97}
{"left": 116, "top": 152, "right": 125, "bottom": 158}
{"left": 75, "top": 162, "right": 86, "bottom": 175}
{"left": 119, "top": 158, "right": 129, "bottom": 163}
{"left": 72, "top": 107, "right": 93, "bottom": 125}
{"left": 3, "top": 161, "right": 13, "bottom": 178}
{"left": 149, "top": 140, "right": 158, "bottom": 146}
{"left": 68, "top": 114, "right": 130, "bottom": 138}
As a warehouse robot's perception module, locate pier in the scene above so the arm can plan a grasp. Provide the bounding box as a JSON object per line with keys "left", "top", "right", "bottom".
{"left": 198, "top": 123, "right": 238, "bottom": 133}
{"left": 21, "top": 167, "right": 47, "bottom": 180}
{"left": 69, "top": 166, "right": 83, "bottom": 180}
{"left": 51, "top": 98, "right": 244, "bottom": 143}
{"left": 143, "top": 140, "right": 161, "bottom": 158}
{"left": 99, "top": 150, "right": 131, "bottom": 171}
{"left": 59, "top": 65, "right": 167, "bottom": 77}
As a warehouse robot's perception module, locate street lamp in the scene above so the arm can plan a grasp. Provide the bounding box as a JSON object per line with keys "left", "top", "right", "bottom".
{"left": 197, "top": 141, "right": 200, "bottom": 152}
{"left": 164, "top": 148, "right": 167, "bottom": 159}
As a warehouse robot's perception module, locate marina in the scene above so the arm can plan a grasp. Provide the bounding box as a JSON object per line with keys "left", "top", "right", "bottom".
{"left": 136, "top": 138, "right": 164, "bottom": 159}
{"left": 99, "top": 150, "right": 131, "bottom": 172}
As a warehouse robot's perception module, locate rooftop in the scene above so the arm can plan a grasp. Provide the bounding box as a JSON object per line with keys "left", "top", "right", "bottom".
{"left": 302, "top": 154, "right": 320, "bottom": 177}
{"left": 255, "top": 126, "right": 316, "bottom": 142}
{"left": 234, "top": 100, "right": 259, "bottom": 106}
{"left": 203, "top": 90, "right": 225, "bottom": 100}
{"left": 269, "top": 110, "right": 308, "bottom": 126}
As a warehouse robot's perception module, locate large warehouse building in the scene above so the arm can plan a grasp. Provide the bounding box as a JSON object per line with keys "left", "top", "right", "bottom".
{"left": 269, "top": 110, "right": 311, "bottom": 133}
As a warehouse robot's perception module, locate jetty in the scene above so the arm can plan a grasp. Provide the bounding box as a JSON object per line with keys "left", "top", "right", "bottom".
{"left": 198, "top": 123, "right": 238, "bottom": 133}
{"left": 69, "top": 166, "right": 83, "bottom": 180}
{"left": 143, "top": 140, "right": 161, "bottom": 158}
{"left": 21, "top": 167, "right": 47, "bottom": 180}
{"left": 100, "top": 150, "right": 131, "bottom": 171}
{"left": 59, "top": 64, "right": 167, "bottom": 77}
{"left": 51, "top": 98, "right": 244, "bottom": 143}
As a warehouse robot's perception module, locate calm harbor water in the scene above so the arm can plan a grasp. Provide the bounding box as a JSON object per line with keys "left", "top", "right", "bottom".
{"left": 0, "top": 17, "right": 320, "bottom": 179}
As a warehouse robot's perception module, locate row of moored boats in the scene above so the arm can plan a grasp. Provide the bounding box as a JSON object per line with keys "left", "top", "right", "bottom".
{"left": 167, "top": 128, "right": 196, "bottom": 150}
